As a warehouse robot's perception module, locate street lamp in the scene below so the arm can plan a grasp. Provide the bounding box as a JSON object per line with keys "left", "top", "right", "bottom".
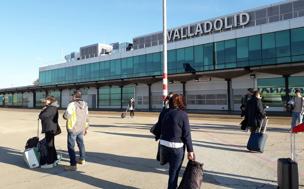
{"left": 162, "top": 0, "right": 168, "bottom": 101}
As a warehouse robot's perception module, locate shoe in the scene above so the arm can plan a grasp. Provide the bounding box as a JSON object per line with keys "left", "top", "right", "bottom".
{"left": 53, "top": 154, "right": 62, "bottom": 166}
{"left": 41, "top": 164, "right": 54, "bottom": 169}
{"left": 64, "top": 165, "right": 77, "bottom": 171}
{"left": 77, "top": 159, "right": 85, "bottom": 165}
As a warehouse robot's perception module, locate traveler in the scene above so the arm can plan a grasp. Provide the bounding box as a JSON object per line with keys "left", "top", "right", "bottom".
{"left": 159, "top": 94, "right": 195, "bottom": 189}
{"left": 63, "top": 90, "right": 89, "bottom": 171}
{"left": 288, "top": 89, "right": 304, "bottom": 129}
{"left": 128, "top": 98, "right": 135, "bottom": 118}
{"left": 245, "top": 90, "right": 266, "bottom": 133}
{"left": 38, "top": 96, "right": 61, "bottom": 168}
{"left": 240, "top": 88, "right": 254, "bottom": 117}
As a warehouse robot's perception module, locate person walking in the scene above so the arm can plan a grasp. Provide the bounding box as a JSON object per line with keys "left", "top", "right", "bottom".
{"left": 159, "top": 94, "right": 195, "bottom": 189}
{"left": 63, "top": 90, "right": 89, "bottom": 171}
{"left": 38, "top": 96, "right": 61, "bottom": 168}
{"left": 128, "top": 98, "right": 135, "bottom": 118}
{"left": 240, "top": 88, "right": 254, "bottom": 117}
{"left": 288, "top": 89, "right": 304, "bottom": 129}
{"left": 245, "top": 90, "right": 266, "bottom": 133}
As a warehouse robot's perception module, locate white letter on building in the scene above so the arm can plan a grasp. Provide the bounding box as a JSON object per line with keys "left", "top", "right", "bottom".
{"left": 180, "top": 27, "right": 187, "bottom": 39}
{"left": 167, "top": 30, "right": 174, "bottom": 42}
{"left": 214, "top": 18, "right": 224, "bottom": 31}
{"left": 195, "top": 23, "right": 203, "bottom": 36}
{"left": 239, "top": 13, "right": 250, "bottom": 26}
{"left": 204, "top": 21, "right": 213, "bottom": 33}
{"left": 173, "top": 29, "right": 181, "bottom": 41}
{"left": 224, "top": 17, "right": 233, "bottom": 29}
{"left": 188, "top": 25, "right": 194, "bottom": 37}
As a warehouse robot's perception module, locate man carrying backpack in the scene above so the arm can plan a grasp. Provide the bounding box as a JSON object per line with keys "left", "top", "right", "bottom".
{"left": 288, "top": 89, "right": 304, "bottom": 129}
{"left": 63, "top": 90, "right": 89, "bottom": 171}
{"left": 240, "top": 88, "right": 254, "bottom": 117}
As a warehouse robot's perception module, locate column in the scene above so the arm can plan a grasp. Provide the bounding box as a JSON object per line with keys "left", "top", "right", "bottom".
{"left": 182, "top": 81, "right": 186, "bottom": 97}
{"left": 59, "top": 89, "right": 62, "bottom": 108}
{"left": 33, "top": 91, "right": 36, "bottom": 108}
{"left": 284, "top": 75, "right": 290, "bottom": 102}
{"left": 226, "top": 79, "right": 232, "bottom": 112}
{"left": 120, "top": 86, "right": 123, "bottom": 110}
{"left": 96, "top": 87, "right": 100, "bottom": 109}
{"left": 148, "top": 84, "right": 152, "bottom": 112}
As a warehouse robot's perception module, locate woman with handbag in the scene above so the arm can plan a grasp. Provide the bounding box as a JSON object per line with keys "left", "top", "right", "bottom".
{"left": 159, "top": 94, "right": 195, "bottom": 189}
{"left": 39, "top": 96, "right": 61, "bottom": 168}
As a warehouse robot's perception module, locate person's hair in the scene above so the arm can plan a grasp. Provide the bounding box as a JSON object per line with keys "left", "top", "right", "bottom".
{"left": 45, "top": 96, "right": 56, "bottom": 104}
{"left": 247, "top": 88, "right": 254, "bottom": 93}
{"left": 73, "top": 90, "right": 82, "bottom": 100}
{"left": 169, "top": 94, "right": 186, "bottom": 110}
{"left": 253, "top": 90, "right": 260, "bottom": 97}
{"left": 295, "top": 89, "right": 301, "bottom": 94}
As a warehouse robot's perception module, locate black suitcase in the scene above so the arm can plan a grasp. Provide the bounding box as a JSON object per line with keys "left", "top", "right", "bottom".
{"left": 178, "top": 160, "right": 203, "bottom": 189}
{"left": 277, "top": 133, "right": 299, "bottom": 189}
{"left": 247, "top": 118, "right": 268, "bottom": 153}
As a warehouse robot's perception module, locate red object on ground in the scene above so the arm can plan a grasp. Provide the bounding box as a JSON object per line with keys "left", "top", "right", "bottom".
{"left": 292, "top": 122, "right": 304, "bottom": 133}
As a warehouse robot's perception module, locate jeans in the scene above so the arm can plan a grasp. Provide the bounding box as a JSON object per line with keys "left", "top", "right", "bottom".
{"left": 160, "top": 145, "right": 185, "bottom": 189}
{"left": 291, "top": 112, "right": 303, "bottom": 129}
{"left": 67, "top": 132, "right": 85, "bottom": 166}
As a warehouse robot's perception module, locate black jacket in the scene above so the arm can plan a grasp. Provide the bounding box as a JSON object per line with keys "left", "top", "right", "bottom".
{"left": 245, "top": 96, "right": 266, "bottom": 129}
{"left": 39, "top": 103, "right": 59, "bottom": 134}
{"left": 160, "top": 108, "right": 193, "bottom": 152}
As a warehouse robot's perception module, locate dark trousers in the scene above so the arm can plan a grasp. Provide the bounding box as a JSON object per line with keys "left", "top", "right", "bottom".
{"left": 67, "top": 132, "right": 85, "bottom": 166}
{"left": 45, "top": 132, "right": 58, "bottom": 164}
{"left": 160, "top": 145, "right": 185, "bottom": 189}
{"left": 130, "top": 110, "right": 134, "bottom": 117}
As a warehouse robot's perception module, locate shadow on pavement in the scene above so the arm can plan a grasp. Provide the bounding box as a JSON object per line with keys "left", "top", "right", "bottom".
{"left": 0, "top": 146, "right": 281, "bottom": 189}
{"left": 0, "top": 146, "right": 138, "bottom": 189}
{"left": 95, "top": 131, "right": 154, "bottom": 139}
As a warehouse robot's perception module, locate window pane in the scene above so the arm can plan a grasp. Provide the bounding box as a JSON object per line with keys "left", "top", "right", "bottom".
{"left": 291, "top": 27, "right": 304, "bottom": 61}
{"left": 237, "top": 37, "right": 249, "bottom": 67}
{"left": 194, "top": 45, "right": 204, "bottom": 71}
{"left": 249, "top": 35, "right": 262, "bottom": 66}
{"left": 225, "top": 39, "right": 236, "bottom": 68}
{"left": 215, "top": 41, "right": 225, "bottom": 69}
{"left": 204, "top": 43, "right": 214, "bottom": 70}
{"left": 276, "top": 30, "right": 291, "bottom": 63}
{"left": 262, "top": 33, "right": 276, "bottom": 64}
{"left": 168, "top": 49, "right": 177, "bottom": 74}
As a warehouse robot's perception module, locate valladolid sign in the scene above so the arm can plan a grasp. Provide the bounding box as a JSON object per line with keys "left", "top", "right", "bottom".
{"left": 167, "top": 13, "right": 250, "bottom": 42}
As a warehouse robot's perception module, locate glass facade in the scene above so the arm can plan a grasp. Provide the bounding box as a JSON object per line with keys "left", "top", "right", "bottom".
{"left": 39, "top": 27, "right": 304, "bottom": 86}
{"left": 258, "top": 78, "right": 285, "bottom": 107}
{"left": 35, "top": 91, "right": 46, "bottom": 107}
{"left": 48, "top": 90, "right": 61, "bottom": 106}
{"left": 0, "top": 95, "right": 3, "bottom": 106}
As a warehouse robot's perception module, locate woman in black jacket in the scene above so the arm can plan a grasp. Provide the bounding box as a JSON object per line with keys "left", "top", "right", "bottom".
{"left": 159, "top": 94, "right": 195, "bottom": 189}
{"left": 245, "top": 90, "right": 266, "bottom": 133}
{"left": 39, "top": 96, "right": 60, "bottom": 168}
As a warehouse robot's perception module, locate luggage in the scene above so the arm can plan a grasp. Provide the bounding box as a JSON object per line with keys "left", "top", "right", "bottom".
{"left": 121, "top": 107, "right": 128, "bottom": 118}
{"left": 23, "top": 119, "right": 42, "bottom": 168}
{"left": 178, "top": 160, "right": 203, "bottom": 189}
{"left": 277, "top": 128, "right": 299, "bottom": 189}
{"left": 23, "top": 147, "right": 40, "bottom": 168}
{"left": 247, "top": 117, "right": 268, "bottom": 153}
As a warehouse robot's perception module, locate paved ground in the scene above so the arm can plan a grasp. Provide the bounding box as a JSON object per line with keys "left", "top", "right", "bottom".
{"left": 0, "top": 108, "right": 303, "bottom": 189}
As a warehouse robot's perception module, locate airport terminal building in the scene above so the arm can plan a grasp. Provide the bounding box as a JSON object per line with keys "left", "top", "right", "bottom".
{"left": 1, "top": 0, "right": 304, "bottom": 112}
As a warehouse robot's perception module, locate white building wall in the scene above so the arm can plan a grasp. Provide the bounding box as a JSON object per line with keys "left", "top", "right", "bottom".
{"left": 151, "top": 82, "right": 163, "bottom": 109}
{"left": 186, "top": 78, "right": 227, "bottom": 110}
{"left": 62, "top": 89, "right": 72, "bottom": 108}
{"left": 135, "top": 84, "right": 149, "bottom": 110}
{"left": 80, "top": 87, "right": 97, "bottom": 109}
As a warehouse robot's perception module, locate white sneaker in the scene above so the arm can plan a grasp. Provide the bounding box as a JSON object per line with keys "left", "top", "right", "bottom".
{"left": 41, "top": 164, "right": 54, "bottom": 169}
{"left": 53, "top": 154, "right": 62, "bottom": 166}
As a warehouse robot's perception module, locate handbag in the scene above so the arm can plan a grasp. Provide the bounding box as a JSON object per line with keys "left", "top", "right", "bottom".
{"left": 178, "top": 160, "right": 203, "bottom": 189}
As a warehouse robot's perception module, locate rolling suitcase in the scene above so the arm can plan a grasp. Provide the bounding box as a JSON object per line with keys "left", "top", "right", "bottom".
{"left": 121, "top": 107, "right": 128, "bottom": 118}
{"left": 23, "top": 119, "right": 41, "bottom": 168}
{"left": 277, "top": 131, "right": 299, "bottom": 189}
{"left": 247, "top": 117, "right": 268, "bottom": 153}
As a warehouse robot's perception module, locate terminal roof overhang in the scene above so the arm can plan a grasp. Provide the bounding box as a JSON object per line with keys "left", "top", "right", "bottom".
{"left": 1, "top": 62, "right": 304, "bottom": 94}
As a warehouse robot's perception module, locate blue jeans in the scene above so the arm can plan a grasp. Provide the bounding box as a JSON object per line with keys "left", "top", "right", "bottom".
{"left": 67, "top": 132, "right": 85, "bottom": 166}
{"left": 160, "top": 145, "right": 185, "bottom": 189}
{"left": 291, "top": 112, "right": 303, "bottom": 129}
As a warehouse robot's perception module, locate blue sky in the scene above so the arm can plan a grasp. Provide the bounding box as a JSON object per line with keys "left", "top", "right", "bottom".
{"left": 0, "top": 0, "right": 281, "bottom": 88}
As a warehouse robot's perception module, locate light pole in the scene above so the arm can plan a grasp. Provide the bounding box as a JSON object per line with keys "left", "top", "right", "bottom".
{"left": 162, "top": 0, "right": 168, "bottom": 101}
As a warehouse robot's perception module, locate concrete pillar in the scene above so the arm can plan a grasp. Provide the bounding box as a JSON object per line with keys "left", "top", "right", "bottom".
{"left": 33, "top": 91, "right": 36, "bottom": 108}
{"left": 226, "top": 79, "right": 232, "bottom": 112}
{"left": 59, "top": 89, "right": 62, "bottom": 108}
{"left": 96, "top": 87, "right": 100, "bottom": 109}
{"left": 120, "top": 86, "right": 123, "bottom": 110}
{"left": 284, "top": 75, "right": 290, "bottom": 102}
{"left": 182, "top": 81, "right": 186, "bottom": 97}
{"left": 148, "top": 84, "right": 152, "bottom": 112}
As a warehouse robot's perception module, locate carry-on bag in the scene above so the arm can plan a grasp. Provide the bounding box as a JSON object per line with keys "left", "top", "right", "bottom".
{"left": 178, "top": 160, "right": 203, "bottom": 189}
{"left": 277, "top": 126, "right": 299, "bottom": 189}
{"left": 121, "top": 107, "right": 128, "bottom": 118}
{"left": 23, "top": 119, "right": 41, "bottom": 168}
{"left": 247, "top": 117, "right": 268, "bottom": 153}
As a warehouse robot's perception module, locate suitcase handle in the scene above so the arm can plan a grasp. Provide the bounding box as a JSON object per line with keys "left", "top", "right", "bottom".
{"left": 290, "top": 132, "right": 296, "bottom": 161}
